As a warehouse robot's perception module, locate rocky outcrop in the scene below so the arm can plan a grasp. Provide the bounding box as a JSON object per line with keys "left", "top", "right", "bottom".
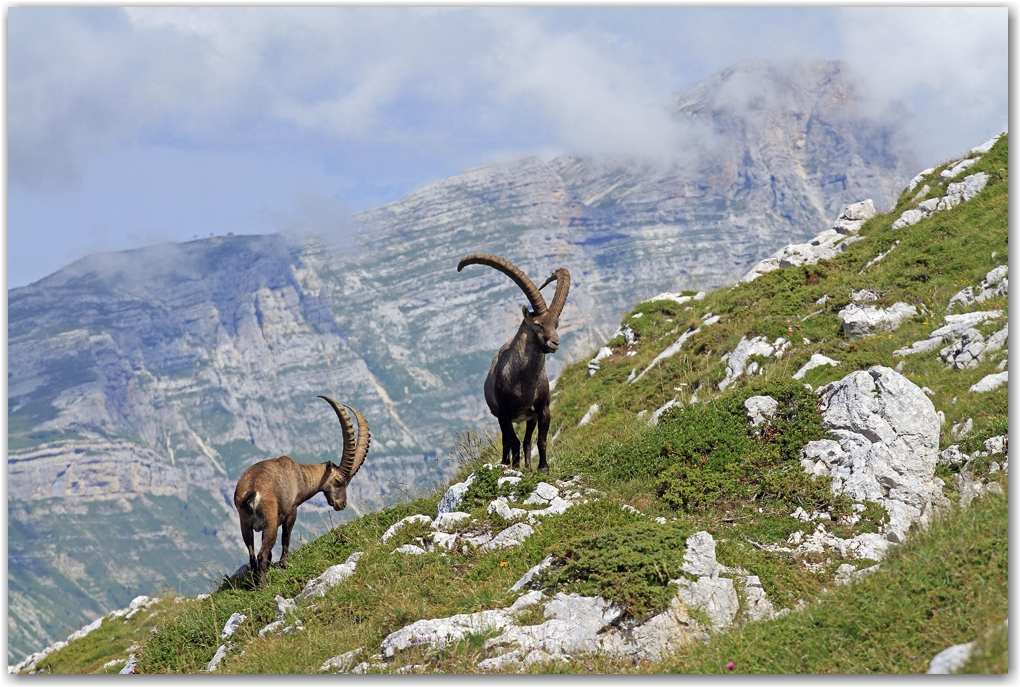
{"left": 793, "top": 353, "right": 841, "bottom": 380}
{"left": 838, "top": 302, "right": 916, "bottom": 340}
{"left": 947, "top": 265, "right": 1008, "bottom": 313}
{"left": 893, "top": 310, "right": 1003, "bottom": 357}
{"left": 719, "top": 335, "right": 790, "bottom": 390}
{"left": 740, "top": 200, "right": 876, "bottom": 283}
{"left": 379, "top": 529, "right": 777, "bottom": 671}
{"left": 970, "top": 371, "right": 1008, "bottom": 393}
{"left": 800, "top": 366, "right": 948, "bottom": 543}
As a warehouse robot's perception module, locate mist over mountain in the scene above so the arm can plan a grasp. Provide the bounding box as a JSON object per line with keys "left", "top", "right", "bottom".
{"left": 7, "top": 58, "right": 914, "bottom": 662}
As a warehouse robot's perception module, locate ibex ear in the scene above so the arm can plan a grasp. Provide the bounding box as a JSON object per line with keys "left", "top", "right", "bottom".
{"left": 521, "top": 304, "right": 531, "bottom": 320}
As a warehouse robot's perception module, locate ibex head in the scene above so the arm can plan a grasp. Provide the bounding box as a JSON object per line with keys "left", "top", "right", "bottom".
{"left": 316, "top": 396, "right": 371, "bottom": 511}
{"left": 458, "top": 254, "right": 570, "bottom": 355}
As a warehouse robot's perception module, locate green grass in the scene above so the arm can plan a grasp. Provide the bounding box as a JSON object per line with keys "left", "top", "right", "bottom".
{"left": 655, "top": 492, "right": 1008, "bottom": 674}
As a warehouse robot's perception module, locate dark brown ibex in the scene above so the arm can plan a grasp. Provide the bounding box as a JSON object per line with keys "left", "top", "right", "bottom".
{"left": 457, "top": 254, "right": 570, "bottom": 474}
{"left": 233, "top": 396, "right": 370, "bottom": 586}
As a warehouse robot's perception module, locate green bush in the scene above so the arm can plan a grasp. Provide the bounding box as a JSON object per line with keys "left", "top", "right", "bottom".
{"left": 655, "top": 378, "right": 830, "bottom": 513}
{"left": 544, "top": 520, "right": 691, "bottom": 619}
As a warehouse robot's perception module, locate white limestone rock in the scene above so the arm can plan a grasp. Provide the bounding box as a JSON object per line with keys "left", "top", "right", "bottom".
{"left": 66, "top": 616, "right": 103, "bottom": 643}
{"left": 481, "top": 523, "right": 534, "bottom": 551}
{"left": 984, "top": 435, "right": 1007, "bottom": 455}
{"left": 205, "top": 645, "right": 229, "bottom": 672}
{"left": 526, "top": 496, "right": 577, "bottom": 520}
{"left": 851, "top": 288, "right": 880, "bottom": 303}
{"left": 577, "top": 403, "right": 599, "bottom": 426}
{"left": 834, "top": 563, "right": 880, "bottom": 586}
{"left": 892, "top": 171, "right": 990, "bottom": 230}
{"left": 927, "top": 642, "right": 975, "bottom": 674}
{"left": 587, "top": 347, "right": 613, "bottom": 377}
{"left": 940, "top": 157, "right": 978, "bottom": 180}
{"left": 793, "top": 353, "right": 841, "bottom": 380}
{"left": 432, "top": 511, "right": 471, "bottom": 532}
{"left": 908, "top": 167, "right": 936, "bottom": 192}
{"left": 484, "top": 593, "right": 623, "bottom": 658}
{"left": 630, "top": 325, "right": 706, "bottom": 384}
{"left": 681, "top": 531, "right": 724, "bottom": 578}
{"left": 744, "top": 395, "right": 778, "bottom": 427}
{"left": 801, "top": 366, "right": 948, "bottom": 543}
{"left": 894, "top": 310, "right": 1003, "bottom": 356}
{"left": 947, "top": 265, "right": 1008, "bottom": 313}
{"left": 891, "top": 208, "right": 924, "bottom": 230}
{"left": 644, "top": 292, "right": 694, "bottom": 306}
{"left": 436, "top": 474, "right": 475, "bottom": 516}
{"left": 739, "top": 576, "right": 776, "bottom": 622}
{"left": 221, "top": 612, "right": 246, "bottom": 639}
{"left": 719, "top": 336, "right": 779, "bottom": 390}
{"left": 431, "top": 531, "right": 459, "bottom": 551}
{"left": 970, "top": 134, "right": 1002, "bottom": 155}
{"left": 297, "top": 552, "right": 363, "bottom": 601}
{"left": 118, "top": 654, "right": 139, "bottom": 675}
{"left": 392, "top": 544, "right": 428, "bottom": 556}
{"left": 524, "top": 482, "right": 560, "bottom": 504}
{"left": 597, "top": 594, "right": 708, "bottom": 661}
{"left": 487, "top": 497, "right": 528, "bottom": 521}
{"left": 940, "top": 328, "right": 986, "bottom": 369}
{"left": 970, "top": 371, "right": 1007, "bottom": 393}
{"left": 741, "top": 201, "right": 875, "bottom": 282}
{"left": 381, "top": 591, "right": 545, "bottom": 658}
{"left": 938, "top": 445, "right": 967, "bottom": 467}
{"left": 509, "top": 555, "right": 554, "bottom": 592}
{"left": 838, "top": 302, "right": 916, "bottom": 339}
{"left": 676, "top": 577, "right": 739, "bottom": 630}
{"left": 649, "top": 397, "right": 683, "bottom": 426}
{"left": 320, "top": 647, "right": 364, "bottom": 673}
{"left": 381, "top": 514, "right": 433, "bottom": 543}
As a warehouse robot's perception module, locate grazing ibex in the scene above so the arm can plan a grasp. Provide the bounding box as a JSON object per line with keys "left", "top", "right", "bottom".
{"left": 233, "top": 396, "right": 370, "bottom": 586}
{"left": 457, "top": 253, "right": 570, "bottom": 474}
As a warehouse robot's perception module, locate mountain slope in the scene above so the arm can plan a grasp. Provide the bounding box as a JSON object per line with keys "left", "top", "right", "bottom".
{"left": 15, "top": 134, "right": 1007, "bottom": 674}
{"left": 7, "top": 58, "right": 914, "bottom": 661}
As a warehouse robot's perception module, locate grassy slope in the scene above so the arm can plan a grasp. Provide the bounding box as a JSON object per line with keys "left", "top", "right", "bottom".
{"left": 26, "top": 136, "right": 1008, "bottom": 674}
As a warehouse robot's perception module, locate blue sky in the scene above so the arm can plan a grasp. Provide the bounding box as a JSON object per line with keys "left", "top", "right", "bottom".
{"left": 7, "top": 6, "right": 1008, "bottom": 288}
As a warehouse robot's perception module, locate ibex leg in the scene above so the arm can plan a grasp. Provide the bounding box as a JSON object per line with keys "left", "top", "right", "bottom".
{"left": 256, "top": 523, "right": 278, "bottom": 587}
{"left": 536, "top": 403, "right": 551, "bottom": 474}
{"left": 498, "top": 416, "right": 521, "bottom": 468}
{"left": 241, "top": 523, "right": 257, "bottom": 574}
{"left": 279, "top": 511, "right": 297, "bottom": 568}
{"left": 522, "top": 419, "right": 537, "bottom": 470}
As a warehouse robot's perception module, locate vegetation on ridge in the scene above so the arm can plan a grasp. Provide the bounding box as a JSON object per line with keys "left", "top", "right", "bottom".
{"left": 23, "top": 136, "right": 1008, "bottom": 674}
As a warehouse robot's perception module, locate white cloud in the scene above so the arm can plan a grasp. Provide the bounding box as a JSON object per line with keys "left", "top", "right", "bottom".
{"left": 837, "top": 7, "right": 1007, "bottom": 164}
{"left": 8, "top": 6, "right": 1008, "bottom": 191}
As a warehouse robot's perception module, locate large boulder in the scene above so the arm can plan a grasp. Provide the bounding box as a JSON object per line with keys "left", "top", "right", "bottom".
{"left": 800, "top": 366, "right": 948, "bottom": 542}
{"left": 838, "top": 302, "right": 916, "bottom": 340}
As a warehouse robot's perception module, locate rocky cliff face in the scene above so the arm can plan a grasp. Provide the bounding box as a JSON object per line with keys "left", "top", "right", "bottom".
{"left": 7, "top": 57, "right": 913, "bottom": 662}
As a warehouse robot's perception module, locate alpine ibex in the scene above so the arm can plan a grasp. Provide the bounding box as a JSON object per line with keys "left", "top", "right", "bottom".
{"left": 457, "top": 253, "right": 570, "bottom": 474}
{"left": 233, "top": 396, "right": 370, "bottom": 586}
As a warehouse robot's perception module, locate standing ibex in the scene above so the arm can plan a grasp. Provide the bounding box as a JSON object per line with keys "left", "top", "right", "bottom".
{"left": 457, "top": 254, "right": 570, "bottom": 474}
{"left": 233, "top": 396, "right": 370, "bottom": 586}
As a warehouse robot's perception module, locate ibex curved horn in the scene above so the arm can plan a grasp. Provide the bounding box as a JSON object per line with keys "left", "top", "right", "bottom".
{"left": 317, "top": 395, "right": 371, "bottom": 481}
{"left": 538, "top": 268, "right": 571, "bottom": 320}
{"left": 458, "top": 254, "right": 548, "bottom": 315}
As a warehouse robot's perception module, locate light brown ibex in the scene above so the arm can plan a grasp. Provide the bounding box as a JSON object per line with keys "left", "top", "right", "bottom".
{"left": 457, "top": 253, "right": 570, "bottom": 474}
{"left": 233, "top": 396, "right": 370, "bottom": 586}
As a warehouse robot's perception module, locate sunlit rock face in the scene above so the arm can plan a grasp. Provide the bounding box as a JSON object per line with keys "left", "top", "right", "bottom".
{"left": 6, "top": 57, "right": 912, "bottom": 663}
